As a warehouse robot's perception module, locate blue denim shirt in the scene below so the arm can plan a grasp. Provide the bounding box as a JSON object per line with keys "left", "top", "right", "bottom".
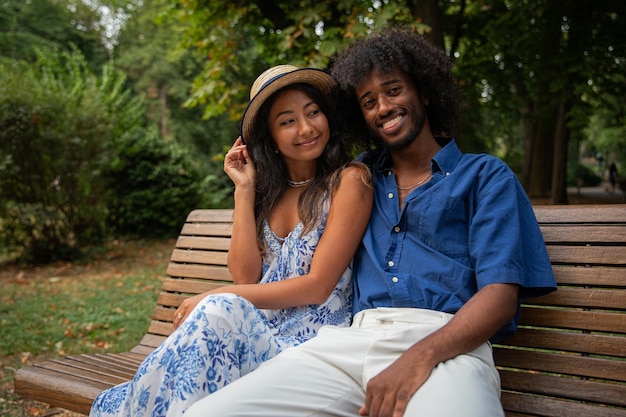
{"left": 353, "top": 139, "right": 556, "bottom": 341}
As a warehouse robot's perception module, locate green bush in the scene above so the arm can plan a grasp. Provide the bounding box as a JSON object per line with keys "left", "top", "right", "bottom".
{"left": 0, "top": 202, "right": 79, "bottom": 263}
{"left": 0, "top": 48, "right": 145, "bottom": 262}
{"left": 105, "top": 127, "right": 204, "bottom": 238}
{"left": 567, "top": 162, "right": 603, "bottom": 187}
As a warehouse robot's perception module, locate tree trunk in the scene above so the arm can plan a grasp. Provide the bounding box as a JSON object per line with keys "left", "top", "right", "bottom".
{"left": 526, "top": 108, "right": 556, "bottom": 199}
{"left": 551, "top": 91, "right": 572, "bottom": 204}
{"left": 524, "top": 2, "right": 564, "bottom": 199}
{"left": 408, "top": 0, "right": 445, "bottom": 50}
{"left": 519, "top": 95, "right": 535, "bottom": 191}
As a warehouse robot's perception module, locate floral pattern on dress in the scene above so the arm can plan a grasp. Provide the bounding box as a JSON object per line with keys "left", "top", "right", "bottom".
{"left": 89, "top": 194, "right": 352, "bottom": 417}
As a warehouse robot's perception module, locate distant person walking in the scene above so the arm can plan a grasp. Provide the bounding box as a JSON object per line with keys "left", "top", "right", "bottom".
{"left": 609, "top": 160, "right": 619, "bottom": 193}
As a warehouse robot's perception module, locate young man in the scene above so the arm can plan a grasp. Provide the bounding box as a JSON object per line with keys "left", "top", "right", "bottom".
{"left": 185, "top": 27, "right": 557, "bottom": 417}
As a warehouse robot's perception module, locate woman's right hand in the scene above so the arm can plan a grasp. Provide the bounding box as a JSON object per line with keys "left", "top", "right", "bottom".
{"left": 173, "top": 292, "right": 207, "bottom": 329}
{"left": 224, "top": 137, "right": 256, "bottom": 189}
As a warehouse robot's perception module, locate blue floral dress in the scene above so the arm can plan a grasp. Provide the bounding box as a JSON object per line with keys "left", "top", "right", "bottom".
{"left": 89, "top": 196, "right": 353, "bottom": 417}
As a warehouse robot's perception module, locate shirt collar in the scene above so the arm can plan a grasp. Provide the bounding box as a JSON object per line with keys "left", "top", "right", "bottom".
{"left": 432, "top": 138, "right": 463, "bottom": 174}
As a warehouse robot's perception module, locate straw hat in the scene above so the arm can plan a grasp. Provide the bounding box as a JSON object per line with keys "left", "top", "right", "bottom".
{"left": 240, "top": 64, "right": 336, "bottom": 143}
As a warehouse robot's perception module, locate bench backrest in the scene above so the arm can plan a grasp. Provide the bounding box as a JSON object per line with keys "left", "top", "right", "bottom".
{"left": 134, "top": 205, "right": 626, "bottom": 416}
{"left": 495, "top": 205, "right": 626, "bottom": 417}
{"left": 132, "top": 209, "right": 234, "bottom": 355}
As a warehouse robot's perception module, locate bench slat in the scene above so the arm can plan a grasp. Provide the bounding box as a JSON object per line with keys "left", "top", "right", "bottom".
{"left": 185, "top": 209, "right": 234, "bottom": 223}
{"left": 114, "top": 351, "right": 148, "bottom": 363}
{"left": 165, "top": 263, "right": 232, "bottom": 281}
{"left": 552, "top": 265, "right": 626, "bottom": 286}
{"left": 493, "top": 348, "right": 626, "bottom": 382}
{"left": 519, "top": 307, "right": 626, "bottom": 333}
{"left": 135, "top": 334, "right": 168, "bottom": 351}
{"left": 169, "top": 248, "right": 228, "bottom": 265}
{"left": 504, "top": 328, "right": 626, "bottom": 357}
{"left": 145, "top": 319, "right": 175, "bottom": 338}
{"left": 150, "top": 306, "right": 173, "bottom": 321}
{"left": 155, "top": 289, "right": 224, "bottom": 309}
{"left": 525, "top": 286, "right": 626, "bottom": 309}
{"left": 546, "top": 246, "right": 626, "bottom": 265}
{"left": 159, "top": 277, "right": 227, "bottom": 295}
{"left": 42, "top": 360, "right": 132, "bottom": 383}
{"left": 66, "top": 354, "right": 143, "bottom": 373}
{"left": 540, "top": 225, "right": 626, "bottom": 243}
{"left": 499, "top": 369, "right": 626, "bottom": 407}
{"left": 180, "top": 223, "right": 233, "bottom": 237}
{"left": 175, "top": 235, "right": 231, "bottom": 251}
{"left": 501, "top": 391, "right": 626, "bottom": 417}
{"left": 14, "top": 366, "right": 107, "bottom": 415}
{"left": 533, "top": 204, "right": 626, "bottom": 223}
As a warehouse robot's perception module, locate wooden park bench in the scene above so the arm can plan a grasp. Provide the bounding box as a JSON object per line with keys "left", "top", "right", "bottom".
{"left": 14, "top": 205, "right": 626, "bottom": 416}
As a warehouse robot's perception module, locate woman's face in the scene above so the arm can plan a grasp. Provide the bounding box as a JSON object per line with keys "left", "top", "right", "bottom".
{"left": 267, "top": 88, "right": 330, "bottom": 165}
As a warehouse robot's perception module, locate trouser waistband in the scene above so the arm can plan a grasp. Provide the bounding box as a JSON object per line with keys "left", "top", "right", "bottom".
{"left": 352, "top": 307, "right": 454, "bottom": 328}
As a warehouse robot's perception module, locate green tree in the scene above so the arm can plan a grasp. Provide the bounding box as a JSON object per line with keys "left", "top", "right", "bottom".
{"left": 0, "top": 48, "right": 144, "bottom": 262}
{"left": 453, "top": 0, "right": 626, "bottom": 202}
{"left": 175, "top": 0, "right": 625, "bottom": 204}
{"left": 104, "top": 126, "right": 205, "bottom": 237}
{"left": 176, "top": 0, "right": 433, "bottom": 120}
{"left": 113, "top": 0, "right": 237, "bottom": 209}
{"left": 0, "top": 0, "right": 108, "bottom": 68}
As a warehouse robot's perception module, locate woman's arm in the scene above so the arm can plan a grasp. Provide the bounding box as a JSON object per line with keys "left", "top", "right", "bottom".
{"left": 173, "top": 164, "right": 372, "bottom": 328}
{"left": 207, "top": 164, "right": 373, "bottom": 308}
{"left": 224, "top": 138, "right": 263, "bottom": 284}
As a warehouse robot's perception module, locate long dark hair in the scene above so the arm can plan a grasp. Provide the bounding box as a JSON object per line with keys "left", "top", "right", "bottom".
{"left": 247, "top": 83, "right": 349, "bottom": 244}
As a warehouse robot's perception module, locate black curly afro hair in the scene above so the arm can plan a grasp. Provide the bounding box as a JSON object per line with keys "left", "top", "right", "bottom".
{"left": 329, "top": 26, "right": 460, "bottom": 149}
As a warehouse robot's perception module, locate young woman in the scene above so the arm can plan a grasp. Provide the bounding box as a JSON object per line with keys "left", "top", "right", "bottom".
{"left": 89, "top": 65, "right": 373, "bottom": 417}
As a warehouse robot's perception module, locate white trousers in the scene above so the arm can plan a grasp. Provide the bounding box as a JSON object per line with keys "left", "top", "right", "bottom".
{"left": 184, "top": 307, "right": 504, "bottom": 417}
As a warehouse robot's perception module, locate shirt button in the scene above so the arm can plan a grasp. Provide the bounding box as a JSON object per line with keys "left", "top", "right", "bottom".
{"left": 392, "top": 277, "right": 399, "bottom": 283}
{"left": 388, "top": 192, "right": 394, "bottom": 199}
{"left": 388, "top": 261, "right": 394, "bottom": 267}
{"left": 445, "top": 172, "right": 450, "bottom": 176}
{"left": 394, "top": 226, "right": 400, "bottom": 233}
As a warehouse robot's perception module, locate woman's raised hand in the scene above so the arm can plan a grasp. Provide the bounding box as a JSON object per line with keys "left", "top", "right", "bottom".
{"left": 224, "top": 137, "right": 256, "bottom": 189}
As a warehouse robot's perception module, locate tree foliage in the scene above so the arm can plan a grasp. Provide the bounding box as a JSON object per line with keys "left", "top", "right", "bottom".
{"left": 104, "top": 126, "right": 205, "bottom": 238}
{"left": 174, "top": 0, "right": 625, "bottom": 202}
{"left": 0, "top": 0, "right": 108, "bottom": 68}
{"left": 176, "top": 0, "right": 431, "bottom": 120}
{"left": 449, "top": 0, "right": 626, "bottom": 200}
{"left": 112, "top": 0, "right": 236, "bottom": 212}
{"left": 0, "top": 48, "right": 143, "bottom": 261}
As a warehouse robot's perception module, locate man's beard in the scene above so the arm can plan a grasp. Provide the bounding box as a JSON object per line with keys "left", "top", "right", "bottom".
{"left": 370, "top": 110, "right": 426, "bottom": 152}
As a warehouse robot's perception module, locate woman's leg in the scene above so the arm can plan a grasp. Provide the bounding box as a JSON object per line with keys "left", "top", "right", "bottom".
{"left": 90, "top": 294, "right": 284, "bottom": 417}
{"left": 183, "top": 325, "right": 368, "bottom": 417}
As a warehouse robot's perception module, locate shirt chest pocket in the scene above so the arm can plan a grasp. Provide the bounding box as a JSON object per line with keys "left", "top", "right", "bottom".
{"left": 405, "top": 193, "right": 470, "bottom": 260}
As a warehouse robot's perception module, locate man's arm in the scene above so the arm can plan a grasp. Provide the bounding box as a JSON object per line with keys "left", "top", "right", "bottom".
{"left": 359, "top": 283, "right": 519, "bottom": 417}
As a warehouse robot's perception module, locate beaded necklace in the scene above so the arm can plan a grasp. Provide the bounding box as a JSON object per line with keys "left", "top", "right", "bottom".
{"left": 288, "top": 178, "right": 314, "bottom": 188}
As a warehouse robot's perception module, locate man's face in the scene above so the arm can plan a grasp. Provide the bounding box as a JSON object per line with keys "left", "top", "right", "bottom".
{"left": 355, "top": 69, "right": 428, "bottom": 151}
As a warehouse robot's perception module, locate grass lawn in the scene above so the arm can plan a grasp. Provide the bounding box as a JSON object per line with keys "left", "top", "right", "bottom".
{"left": 0, "top": 238, "right": 175, "bottom": 417}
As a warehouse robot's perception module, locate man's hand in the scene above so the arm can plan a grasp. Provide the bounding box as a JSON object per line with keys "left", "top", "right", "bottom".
{"left": 359, "top": 283, "right": 519, "bottom": 416}
{"left": 359, "top": 348, "right": 434, "bottom": 417}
